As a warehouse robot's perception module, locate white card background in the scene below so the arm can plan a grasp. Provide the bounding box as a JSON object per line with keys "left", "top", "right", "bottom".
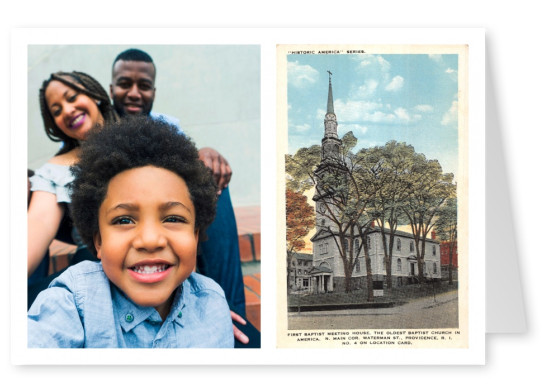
{"left": 1, "top": 1, "right": 548, "bottom": 388}
{"left": 9, "top": 27, "right": 486, "bottom": 366}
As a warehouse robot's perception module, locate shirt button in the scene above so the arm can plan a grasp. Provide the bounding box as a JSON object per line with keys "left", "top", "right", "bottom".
{"left": 125, "top": 314, "right": 134, "bottom": 322}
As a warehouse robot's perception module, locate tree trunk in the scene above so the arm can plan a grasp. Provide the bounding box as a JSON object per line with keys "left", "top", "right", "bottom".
{"left": 448, "top": 243, "right": 455, "bottom": 285}
{"left": 417, "top": 256, "right": 425, "bottom": 284}
{"left": 384, "top": 254, "right": 392, "bottom": 291}
{"left": 341, "top": 235, "right": 352, "bottom": 293}
{"left": 365, "top": 256, "right": 374, "bottom": 302}
{"left": 344, "top": 264, "right": 352, "bottom": 293}
{"left": 286, "top": 252, "right": 292, "bottom": 292}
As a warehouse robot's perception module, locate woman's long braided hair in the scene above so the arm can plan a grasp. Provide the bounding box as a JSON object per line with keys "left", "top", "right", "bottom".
{"left": 39, "top": 71, "right": 119, "bottom": 155}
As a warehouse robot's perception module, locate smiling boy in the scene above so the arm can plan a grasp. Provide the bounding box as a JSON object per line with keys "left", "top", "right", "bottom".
{"left": 27, "top": 116, "right": 234, "bottom": 348}
{"left": 109, "top": 49, "right": 248, "bottom": 328}
{"left": 96, "top": 165, "right": 199, "bottom": 320}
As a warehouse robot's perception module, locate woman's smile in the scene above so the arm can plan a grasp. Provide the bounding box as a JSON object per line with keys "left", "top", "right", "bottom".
{"left": 69, "top": 113, "right": 86, "bottom": 130}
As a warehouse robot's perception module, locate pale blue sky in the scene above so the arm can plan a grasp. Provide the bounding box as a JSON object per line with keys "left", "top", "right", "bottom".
{"left": 287, "top": 53, "right": 459, "bottom": 179}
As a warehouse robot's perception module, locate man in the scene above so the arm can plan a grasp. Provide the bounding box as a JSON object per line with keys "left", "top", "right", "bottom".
{"left": 110, "top": 48, "right": 257, "bottom": 347}
{"left": 110, "top": 49, "right": 232, "bottom": 192}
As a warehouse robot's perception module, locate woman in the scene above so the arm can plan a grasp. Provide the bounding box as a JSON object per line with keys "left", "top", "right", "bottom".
{"left": 27, "top": 71, "right": 253, "bottom": 346}
{"left": 28, "top": 71, "right": 118, "bottom": 278}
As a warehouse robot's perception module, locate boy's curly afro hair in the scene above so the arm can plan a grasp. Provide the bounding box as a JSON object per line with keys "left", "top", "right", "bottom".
{"left": 69, "top": 116, "right": 218, "bottom": 257}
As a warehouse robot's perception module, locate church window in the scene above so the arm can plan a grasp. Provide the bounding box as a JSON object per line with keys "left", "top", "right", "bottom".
{"left": 343, "top": 239, "right": 349, "bottom": 253}
{"left": 410, "top": 241, "right": 414, "bottom": 252}
{"left": 354, "top": 238, "right": 360, "bottom": 255}
{"left": 433, "top": 262, "right": 437, "bottom": 274}
{"left": 355, "top": 261, "right": 360, "bottom": 272}
{"left": 432, "top": 245, "right": 436, "bottom": 256}
{"left": 397, "top": 258, "right": 402, "bottom": 272}
{"left": 397, "top": 238, "right": 401, "bottom": 251}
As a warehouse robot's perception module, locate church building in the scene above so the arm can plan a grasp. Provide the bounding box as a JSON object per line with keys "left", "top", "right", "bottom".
{"left": 306, "top": 73, "right": 441, "bottom": 294}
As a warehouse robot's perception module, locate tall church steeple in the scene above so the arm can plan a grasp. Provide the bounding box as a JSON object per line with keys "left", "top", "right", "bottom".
{"left": 313, "top": 71, "right": 345, "bottom": 206}
{"left": 326, "top": 71, "right": 334, "bottom": 114}
{"left": 321, "top": 71, "right": 341, "bottom": 160}
{"left": 313, "top": 71, "right": 345, "bottom": 239}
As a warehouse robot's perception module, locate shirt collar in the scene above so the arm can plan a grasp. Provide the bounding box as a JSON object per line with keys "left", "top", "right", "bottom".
{"left": 112, "top": 284, "right": 187, "bottom": 332}
{"left": 164, "top": 283, "right": 186, "bottom": 328}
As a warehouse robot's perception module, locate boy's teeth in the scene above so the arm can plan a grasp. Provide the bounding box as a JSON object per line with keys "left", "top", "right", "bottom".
{"left": 133, "top": 264, "right": 168, "bottom": 274}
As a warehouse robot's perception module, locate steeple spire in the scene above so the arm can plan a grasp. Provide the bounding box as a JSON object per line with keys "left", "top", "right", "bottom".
{"left": 321, "top": 70, "right": 340, "bottom": 161}
{"left": 327, "top": 70, "right": 334, "bottom": 114}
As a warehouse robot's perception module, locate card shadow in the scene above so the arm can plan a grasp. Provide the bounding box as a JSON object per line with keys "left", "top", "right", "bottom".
{"left": 485, "top": 37, "right": 527, "bottom": 333}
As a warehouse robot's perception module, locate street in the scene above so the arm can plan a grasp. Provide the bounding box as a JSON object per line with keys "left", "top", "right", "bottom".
{"left": 288, "top": 290, "right": 459, "bottom": 330}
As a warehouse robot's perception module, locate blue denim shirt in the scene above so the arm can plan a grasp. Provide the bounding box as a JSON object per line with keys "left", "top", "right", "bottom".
{"left": 150, "top": 112, "right": 182, "bottom": 132}
{"left": 28, "top": 261, "right": 234, "bottom": 348}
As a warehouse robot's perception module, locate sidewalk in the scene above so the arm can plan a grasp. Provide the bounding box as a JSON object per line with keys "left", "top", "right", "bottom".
{"left": 288, "top": 290, "right": 459, "bottom": 330}
{"left": 289, "top": 290, "right": 458, "bottom": 317}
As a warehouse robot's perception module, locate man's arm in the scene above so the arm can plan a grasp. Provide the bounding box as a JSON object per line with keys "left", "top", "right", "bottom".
{"left": 198, "top": 147, "right": 232, "bottom": 193}
{"left": 150, "top": 113, "right": 233, "bottom": 192}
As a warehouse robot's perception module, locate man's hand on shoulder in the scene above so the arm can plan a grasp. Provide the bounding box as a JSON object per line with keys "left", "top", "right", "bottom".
{"left": 198, "top": 147, "right": 232, "bottom": 193}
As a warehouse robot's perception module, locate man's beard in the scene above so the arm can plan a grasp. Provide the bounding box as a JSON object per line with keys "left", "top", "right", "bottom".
{"left": 114, "top": 102, "right": 152, "bottom": 117}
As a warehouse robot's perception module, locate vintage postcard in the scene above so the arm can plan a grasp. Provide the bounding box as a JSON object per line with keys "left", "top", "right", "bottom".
{"left": 277, "top": 43, "right": 475, "bottom": 352}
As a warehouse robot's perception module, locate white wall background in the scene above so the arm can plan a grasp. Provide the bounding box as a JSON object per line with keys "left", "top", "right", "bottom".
{"left": 27, "top": 45, "right": 260, "bottom": 207}
{"left": 3, "top": 0, "right": 551, "bottom": 388}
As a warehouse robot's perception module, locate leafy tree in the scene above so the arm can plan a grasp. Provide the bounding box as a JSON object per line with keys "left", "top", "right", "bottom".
{"left": 357, "top": 141, "right": 412, "bottom": 291}
{"left": 286, "top": 132, "right": 376, "bottom": 297}
{"left": 285, "top": 189, "right": 315, "bottom": 290}
{"left": 285, "top": 145, "right": 321, "bottom": 193}
{"left": 435, "top": 196, "right": 458, "bottom": 285}
{"left": 401, "top": 154, "right": 456, "bottom": 283}
{"left": 287, "top": 132, "right": 456, "bottom": 294}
